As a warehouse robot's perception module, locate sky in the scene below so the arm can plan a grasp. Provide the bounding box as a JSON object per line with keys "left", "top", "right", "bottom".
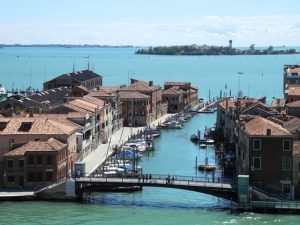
{"left": 1, "top": 0, "right": 300, "bottom": 46}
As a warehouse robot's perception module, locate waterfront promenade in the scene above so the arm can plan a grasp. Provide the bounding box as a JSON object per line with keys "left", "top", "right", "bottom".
{"left": 82, "top": 114, "right": 174, "bottom": 175}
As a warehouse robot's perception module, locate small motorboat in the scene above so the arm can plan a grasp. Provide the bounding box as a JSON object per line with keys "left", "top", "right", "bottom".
{"left": 198, "top": 163, "right": 216, "bottom": 171}
{"left": 190, "top": 134, "right": 199, "bottom": 142}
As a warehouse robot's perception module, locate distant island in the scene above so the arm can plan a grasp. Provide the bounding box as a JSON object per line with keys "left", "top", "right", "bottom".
{"left": 136, "top": 42, "right": 298, "bottom": 56}
{"left": 0, "top": 44, "right": 134, "bottom": 48}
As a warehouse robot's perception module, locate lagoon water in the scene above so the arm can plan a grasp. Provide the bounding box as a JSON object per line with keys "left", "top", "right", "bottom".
{"left": 1, "top": 47, "right": 300, "bottom": 224}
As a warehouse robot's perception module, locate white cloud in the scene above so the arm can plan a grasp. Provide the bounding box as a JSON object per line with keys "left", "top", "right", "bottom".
{"left": 1, "top": 15, "right": 300, "bottom": 46}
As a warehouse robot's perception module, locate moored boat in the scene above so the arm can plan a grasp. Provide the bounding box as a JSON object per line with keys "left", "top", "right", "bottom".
{"left": 198, "top": 163, "right": 216, "bottom": 171}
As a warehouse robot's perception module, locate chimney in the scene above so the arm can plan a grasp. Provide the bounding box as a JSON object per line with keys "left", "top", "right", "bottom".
{"left": 8, "top": 139, "right": 13, "bottom": 150}
{"left": 97, "top": 86, "right": 100, "bottom": 90}
{"left": 149, "top": 81, "right": 153, "bottom": 86}
{"left": 29, "top": 107, "right": 33, "bottom": 117}
{"left": 226, "top": 99, "right": 228, "bottom": 110}
{"left": 267, "top": 128, "right": 271, "bottom": 135}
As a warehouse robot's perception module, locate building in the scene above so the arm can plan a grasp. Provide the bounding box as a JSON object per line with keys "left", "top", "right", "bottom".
{"left": 88, "top": 86, "right": 123, "bottom": 134}
{"left": 270, "top": 98, "right": 286, "bottom": 112}
{"left": 0, "top": 116, "right": 80, "bottom": 187}
{"left": 163, "top": 82, "right": 198, "bottom": 109}
{"left": 119, "top": 91, "right": 151, "bottom": 127}
{"left": 286, "top": 100, "right": 300, "bottom": 117}
{"left": 162, "top": 87, "right": 185, "bottom": 113}
{"left": 43, "top": 70, "right": 102, "bottom": 90}
{"left": 286, "top": 86, "right": 300, "bottom": 103}
{"left": 3, "top": 138, "right": 68, "bottom": 188}
{"left": 238, "top": 116, "right": 294, "bottom": 199}
{"left": 0, "top": 87, "right": 69, "bottom": 115}
{"left": 120, "top": 79, "right": 167, "bottom": 123}
{"left": 283, "top": 65, "right": 300, "bottom": 97}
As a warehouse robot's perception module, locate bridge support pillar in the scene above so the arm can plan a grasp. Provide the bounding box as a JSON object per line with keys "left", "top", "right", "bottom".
{"left": 238, "top": 175, "right": 249, "bottom": 205}
{"left": 66, "top": 179, "right": 76, "bottom": 199}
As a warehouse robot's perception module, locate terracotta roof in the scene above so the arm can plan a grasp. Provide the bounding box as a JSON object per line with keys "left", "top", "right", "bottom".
{"left": 283, "top": 117, "right": 300, "bottom": 133}
{"left": 219, "top": 98, "right": 258, "bottom": 111}
{"left": 98, "top": 86, "right": 119, "bottom": 93}
{"left": 119, "top": 91, "right": 150, "bottom": 99}
{"left": 288, "top": 86, "right": 300, "bottom": 96}
{"left": 0, "top": 117, "right": 78, "bottom": 135}
{"left": 120, "top": 79, "right": 159, "bottom": 92}
{"left": 244, "top": 116, "right": 290, "bottom": 136}
{"left": 35, "top": 112, "right": 87, "bottom": 119}
{"left": 164, "top": 82, "right": 189, "bottom": 86}
{"left": 286, "top": 100, "right": 300, "bottom": 107}
{"left": 82, "top": 95, "right": 105, "bottom": 107}
{"left": 241, "top": 101, "right": 273, "bottom": 115}
{"left": 162, "top": 87, "right": 185, "bottom": 95}
{"left": 288, "top": 67, "right": 300, "bottom": 74}
{"left": 69, "top": 98, "right": 101, "bottom": 112}
{"left": 4, "top": 138, "right": 66, "bottom": 156}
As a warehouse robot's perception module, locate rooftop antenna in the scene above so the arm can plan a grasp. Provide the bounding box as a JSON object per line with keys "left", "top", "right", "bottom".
{"left": 92, "top": 63, "right": 94, "bottom": 71}
{"left": 44, "top": 66, "right": 47, "bottom": 82}
{"left": 87, "top": 55, "right": 90, "bottom": 70}
{"left": 73, "top": 62, "right": 75, "bottom": 73}
{"left": 29, "top": 63, "right": 32, "bottom": 88}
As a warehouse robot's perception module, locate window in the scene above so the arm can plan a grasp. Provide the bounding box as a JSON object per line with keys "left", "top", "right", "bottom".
{"left": 47, "top": 155, "right": 53, "bottom": 165}
{"left": 28, "top": 155, "right": 34, "bottom": 165}
{"left": 253, "top": 139, "right": 261, "bottom": 150}
{"left": 252, "top": 157, "right": 261, "bottom": 170}
{"left": 36, "top": 155, "right": 42, "bottom": 165}
{"left": 282, "top": 157, "right": 291, "bottom": 171}
{"left": 7, "top": 176, "right": 15, "bottom": 182}
{"left": 0, "top": 122, "right": 7, "bottom": 131}
{"left": 18, "top": 122, "right": 33, "bottom": 132}
{"left": 36, "top": 172, "right": 43, "bottom": 182}
{"left": 18, "top": 160, "right": 24, "bottom": 168}
{"left": 298, "top": 162, "right": 300, "bottom": 173}
{"left": 282, "top": 183, "right": 291, "bottom": 194}
{"left": 46, "top": 172, "right": 53, "bottom": 181}
{"left": 28, "top": 172, "right": 34, "bottom": 182}
{"left": 7, "top": 160, "right": 13, "bottom": 168}
{"left": 283, "top": 139, "right": 291, "bottom": 151}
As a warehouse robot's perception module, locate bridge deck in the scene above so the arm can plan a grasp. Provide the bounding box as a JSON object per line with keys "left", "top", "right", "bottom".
{"left": 77, "top": 177, "right": 235, "bottom": 190}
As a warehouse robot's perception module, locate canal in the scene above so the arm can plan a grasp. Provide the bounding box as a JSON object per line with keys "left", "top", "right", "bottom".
{"left": 89, "top": 112, "right": 229, "bottom": 209}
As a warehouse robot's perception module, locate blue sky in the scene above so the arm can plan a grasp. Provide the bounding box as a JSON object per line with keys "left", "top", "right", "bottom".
{"left": 1, "top": 0, "right": 300, "bottom": 46}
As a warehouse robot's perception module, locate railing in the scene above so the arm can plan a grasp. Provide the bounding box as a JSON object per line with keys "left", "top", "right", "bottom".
{"left": 252, "top": 184, "right": 288, "bottom": 200}
{"left": 75, "top": 173, "right": 236, "bottom": 185}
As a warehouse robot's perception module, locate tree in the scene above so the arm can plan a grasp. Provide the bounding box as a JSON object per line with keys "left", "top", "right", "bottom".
{"left": 267, "top": 45, "right": 273, "bottom": 52}
{"left": 249, "top": 44, "right": 255, "bottom": 51}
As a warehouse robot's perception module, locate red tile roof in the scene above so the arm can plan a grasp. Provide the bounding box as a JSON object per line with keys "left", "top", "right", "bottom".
{"left": 244, "top": 116, "right": 290, "bottom": 136}
{"left": 0, "top": 117, "right": 79, "bottom": 135}
{"left": 288, "top": 86, "right": 300, "bottom": 96}
{"left": 119, "top": 91, "right": 150, "bottom": 99}
{"left": 4, "top": 138, "right": 66, "bottom": 156}
{"left": 162, "top": 87, "right": 185, "bottom": 95}
{"left": 286, "top": 100, "right": 300, "bottom": 107}
{"left": 120, "top": 79, "right": 159, "bottom": 92}
{"left": 288, "top": 67, "right": 300, "bottom": 74}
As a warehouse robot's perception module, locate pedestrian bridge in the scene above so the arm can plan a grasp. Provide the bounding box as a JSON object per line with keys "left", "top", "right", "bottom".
{"left": 75, "top": 174, "right": 237, "bottom": 201}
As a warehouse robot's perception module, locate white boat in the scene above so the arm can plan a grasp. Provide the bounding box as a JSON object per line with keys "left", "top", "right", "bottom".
{"left": 198, "top": 163, "right": 216, "bottom": 171}
{"left": 200, "top": 144, "right": 207, "bottom": 148}
{"left": 0, "top": 84, "right": 7, "bottom": 101}
{"left": 124, "top": 142, "right": 146, "bottom": 152}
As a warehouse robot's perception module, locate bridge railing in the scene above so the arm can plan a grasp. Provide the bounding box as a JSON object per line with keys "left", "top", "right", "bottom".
{"left": 75, "top": 172, "right": 235, "bottom": 184}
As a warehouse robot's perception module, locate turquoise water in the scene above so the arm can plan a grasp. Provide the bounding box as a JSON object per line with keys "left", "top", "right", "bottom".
{"left": 1, "top": 47, "right": 300, "bottom": 99}
{"left": 1, "top": 48, "right": 300, "bottom": 224}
